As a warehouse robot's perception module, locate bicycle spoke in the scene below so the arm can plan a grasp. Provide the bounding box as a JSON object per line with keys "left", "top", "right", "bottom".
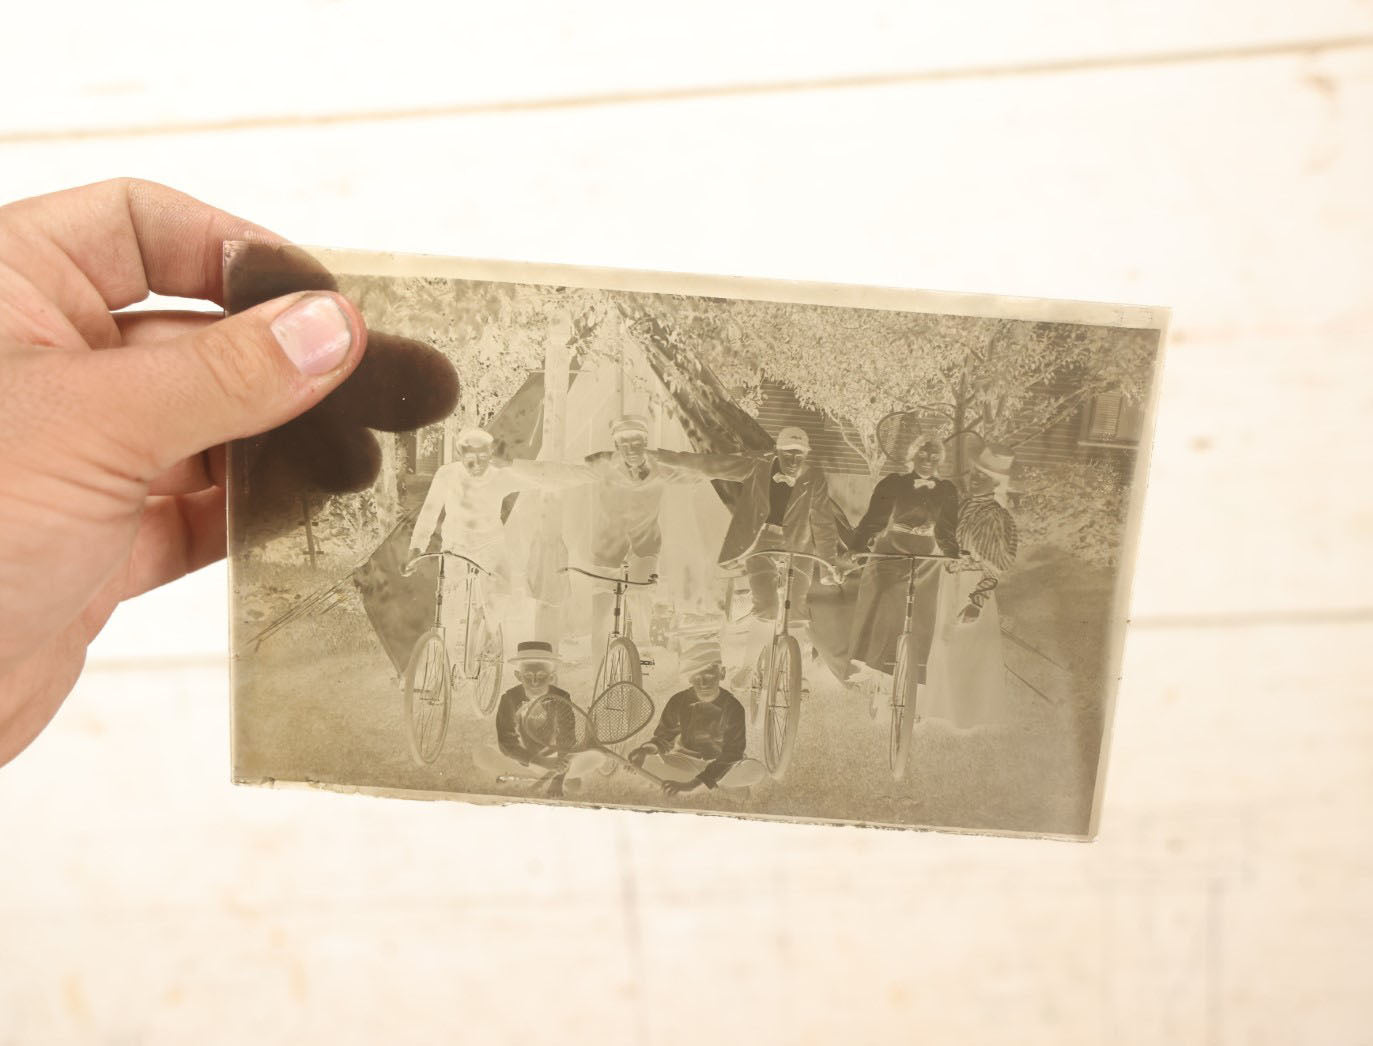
{"left": 418, "top": 705, "right": 437, "bottom": 751}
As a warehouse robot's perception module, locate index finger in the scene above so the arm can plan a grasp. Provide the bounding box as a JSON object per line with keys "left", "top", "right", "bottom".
{"left": 0, "top": 178, "right": 284, "bottom": 313}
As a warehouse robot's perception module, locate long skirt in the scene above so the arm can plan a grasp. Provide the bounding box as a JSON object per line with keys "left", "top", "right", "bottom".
{"left": 847, "top": 529, "right": 943, "bottom": 677}
{"left": 922, "top": 570, "right": 1008, "bottom": 729}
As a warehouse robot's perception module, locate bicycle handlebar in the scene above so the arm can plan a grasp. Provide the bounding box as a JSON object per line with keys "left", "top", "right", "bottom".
{"left": 850, "top": 551, "right": 965, "bottom": 564}
{"left": 558, "top": 566, "right": 659, "bottom": 587}
{"left": 402, "top": 551, "right": 495, "bottom": 577}
{"left": 834, "top": 550, "right": 967, "bottom": 581}
{"left": 743, "top": 548, "right": 839, "bottom": 570}
{"left": 740, "top": 547, "right": 845, "bottom": 585}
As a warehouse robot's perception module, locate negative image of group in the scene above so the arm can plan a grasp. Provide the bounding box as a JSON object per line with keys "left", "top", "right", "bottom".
{"left": 408, "top": 413, "right": 1018, "bottom": 801}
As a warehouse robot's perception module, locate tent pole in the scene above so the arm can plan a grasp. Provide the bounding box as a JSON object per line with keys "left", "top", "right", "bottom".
{"left": 301, "top": 494, "right": 317, "bottom": 570}
{"left": 534, "top": 310, "right": 572, "bottom": 644}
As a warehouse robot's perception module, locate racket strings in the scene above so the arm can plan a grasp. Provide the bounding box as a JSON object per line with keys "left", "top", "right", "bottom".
{"left": 521, "top": 682, "right": 655, "bottom": 754}
{"left": 588, "top": 681, "right": 654, "bottom": 746}
{"left": 521, "top": 697, "right": 589, "bottom": 751}
{"left": 876, "top": 409, "right": 955, "bottom": 462}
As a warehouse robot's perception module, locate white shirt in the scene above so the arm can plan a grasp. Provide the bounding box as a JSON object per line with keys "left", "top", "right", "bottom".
{"left": 409, "top": 461, "right": 557, "bottom": 554}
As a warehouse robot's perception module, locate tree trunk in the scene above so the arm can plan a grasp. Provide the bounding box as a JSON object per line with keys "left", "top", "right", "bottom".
{"left": 441, "top": 414, "right": 458, "bottom": 466}
{"left": 376, "top": 432, "right": 398, "bottom": 530}
{"left": 301, "top": 495, "right": 317, "bottom": 570}
{"left": 953, "top": 372, "right": 969, "bottom": 484}
{"left": 533, "top": 311, "right": 572, "bottom": 644}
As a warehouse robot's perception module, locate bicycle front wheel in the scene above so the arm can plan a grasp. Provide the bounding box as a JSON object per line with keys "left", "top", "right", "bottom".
{"left": 404, "top": 629, "right": 451, "bottom": 765}
{"left": 470, "top": 619, "right": 504, "bottom": 716}
{"left": 749, "top": 642, "right": 771, "bottom": 727}
{"left": 763, "top": 635, "right": 802, "bottom": 779}
{"left": 889, "top": 636, "right": 919, "bottom": 780}
{"left": 595, "top": 635, "right": 642, "bottom": 698}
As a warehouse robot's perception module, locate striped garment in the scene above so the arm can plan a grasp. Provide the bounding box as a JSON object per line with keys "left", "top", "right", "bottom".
{"left": 956, "top": 496, "right": 1018, "bottom": 574}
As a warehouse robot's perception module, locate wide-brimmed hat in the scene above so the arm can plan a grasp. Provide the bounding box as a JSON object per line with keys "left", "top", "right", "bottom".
{"left": 775, "top": 426, "right": 811, "bottom": 452}
{"left": 610, "top": 414, "right": 651, "bottom": 440}
{"left": 679, "top": 638, "right": 724, "bottom": 680}
{"left": 971, "top": 443, "right": 1014, "bottom": 479}
{"left": 508, "top": 640, "right": 561, "bottom": 666}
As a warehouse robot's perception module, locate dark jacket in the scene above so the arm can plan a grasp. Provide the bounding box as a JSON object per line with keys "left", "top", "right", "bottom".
{"left": 850, "top": 473, "right": 960, "bottom": 557}
{"left": 644, "top": 688, "right": 747, "bottom": 788}
{"left": 495, "top": 685, "right": 575, "bottom": 765}
{"left": 654, "top": 449, "right": 839, "bottom": 567}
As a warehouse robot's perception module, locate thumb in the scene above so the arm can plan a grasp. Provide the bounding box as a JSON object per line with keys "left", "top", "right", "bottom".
{"left": 81, "top": 291, "right": 365, "bottom": 482}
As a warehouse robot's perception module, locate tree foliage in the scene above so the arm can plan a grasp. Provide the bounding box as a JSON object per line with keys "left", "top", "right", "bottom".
{"left": 614, "top": 296, "right": 1158, "bottom": 476}
{"left": 328, "top": 273, "right": 1155, "bottom": 567}
{"left": 1014, "top": 461, "right": 1131, "bottom": 568}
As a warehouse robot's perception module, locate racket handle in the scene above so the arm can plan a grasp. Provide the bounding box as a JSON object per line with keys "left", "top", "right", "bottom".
{"left": 606, "top": 748, "right": 664, "bottom": 786}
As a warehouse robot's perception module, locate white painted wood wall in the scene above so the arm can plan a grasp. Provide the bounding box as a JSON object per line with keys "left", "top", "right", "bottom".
{"left": 2, "top": 4, "right": 1371, "bottom": 1042}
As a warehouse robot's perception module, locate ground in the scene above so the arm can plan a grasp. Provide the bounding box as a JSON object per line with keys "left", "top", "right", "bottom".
{"left": 231, "top": 544, "right": 1115, "bottom": 836}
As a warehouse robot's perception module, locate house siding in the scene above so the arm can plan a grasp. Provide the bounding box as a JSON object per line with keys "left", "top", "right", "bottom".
{"left": 752, "top": 377, "right": 1137, "bottom": 492}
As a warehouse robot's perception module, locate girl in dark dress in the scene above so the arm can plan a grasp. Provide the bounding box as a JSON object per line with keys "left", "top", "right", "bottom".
{"left": 846, "top": 435, "right": 960, "bottom": 677}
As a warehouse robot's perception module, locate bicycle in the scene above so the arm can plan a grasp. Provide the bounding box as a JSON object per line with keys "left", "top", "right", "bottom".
{"left": 848, "top": 550, "right": 961, "bottom": 781}
{"left": 740, "top": 548, "right": 840, "bottom": 780}
{"left": 559, "top": 564, "right": 658, "bottom": 698}
{"left": 399, "top": 551, "right": 505, "bottom": 765}
{"left": 559, "top": 563, "right": 658, "bottom": 776}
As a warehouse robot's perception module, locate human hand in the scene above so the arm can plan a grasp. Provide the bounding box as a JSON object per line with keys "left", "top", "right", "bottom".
{"left": 628, "top": 744, "right": 653, "bottom": 768}
{"left": 958, "top": 604, "right": 982, "bottom": 625}
{"left": 222, "top": 240, "right": 457, "bottom": 547}
{"left": 0, "top": 180, "right": 457, "bottom": 768}
{"left": 662, "top": 778, "right": 701, "bottom": 797}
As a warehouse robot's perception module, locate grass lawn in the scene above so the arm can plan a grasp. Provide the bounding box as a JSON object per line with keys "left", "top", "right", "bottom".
{"left": 231, "top": 544, "right": 1118, "bottom": 837}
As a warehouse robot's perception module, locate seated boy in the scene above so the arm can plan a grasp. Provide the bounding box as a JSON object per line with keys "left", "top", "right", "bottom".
{"left": 473, "top": 640, "right": 575, "bottom": 795}
{"left": 627, "top": 639, "right": 766, "bottom": 797}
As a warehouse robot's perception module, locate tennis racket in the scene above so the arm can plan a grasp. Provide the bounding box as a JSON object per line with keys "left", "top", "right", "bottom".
{"left": 522, "top": 681, "right": 664, "bottom": 786}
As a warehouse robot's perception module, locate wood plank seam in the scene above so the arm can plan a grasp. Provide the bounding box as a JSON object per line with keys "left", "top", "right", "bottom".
{"left": 5, "top": 33, "right": 1370, "bottom": 147}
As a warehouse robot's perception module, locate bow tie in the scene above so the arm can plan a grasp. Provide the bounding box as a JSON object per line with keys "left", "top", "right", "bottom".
{"left": 910, "top": 477, "right": 935, "bottom": 490}
{"left": 772, "top": 473, "right": 797, "bottom": 487}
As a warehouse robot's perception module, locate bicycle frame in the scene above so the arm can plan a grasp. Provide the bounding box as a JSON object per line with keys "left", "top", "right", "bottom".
{"left": 405, "top": 551, "right": 495, "bottom": 680}
{"left": 849, "top": 550, "right": 962, "bottom": 644}
{"left": 742, "top": 547, "right": 838, "bottom": 641}
{"left": 850, "top": 549, "right": 964, "bottom": 775}
{"left": 735, "top": 548, "right": 835, "bottom": 777}
{"left": 559, "top": 563, "right": 658, "bottom": 655}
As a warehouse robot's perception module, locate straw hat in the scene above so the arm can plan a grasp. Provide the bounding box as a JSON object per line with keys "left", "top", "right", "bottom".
{"left": 971, "top": 443, "right": 1014, "bottom": 479}
{"left": 508, "top": 640, "right": 561, "bottom": 666}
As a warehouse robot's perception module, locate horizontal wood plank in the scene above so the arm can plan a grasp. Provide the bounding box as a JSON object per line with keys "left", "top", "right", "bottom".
{"left": 1, "top": 1, "right": 1370, "bottom": 138}
{"left": 1, "top": 630, "right": 1369, "bottom": 1042}
{"left": 2, "top": 25, "right": 1370, "bottom": 1042}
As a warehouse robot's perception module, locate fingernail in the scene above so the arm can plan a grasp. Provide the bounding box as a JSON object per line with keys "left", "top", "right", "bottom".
{"left": 271, "top": 294, "right": 353, "bottom": 376}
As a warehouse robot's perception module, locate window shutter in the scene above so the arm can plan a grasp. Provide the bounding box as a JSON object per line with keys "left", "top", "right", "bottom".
{"left": 1088, "top": 393, "right": 1123, "bottom": 440}
{"left": 1081, "top": 393, "right": 1143, "bottom": 445}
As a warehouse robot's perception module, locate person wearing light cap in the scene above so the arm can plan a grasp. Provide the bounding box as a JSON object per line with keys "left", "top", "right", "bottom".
{"left": 653, "top": 424, "right": 840, "bottom": 622}
{"left": 627, "top": 638, "right": 765, "bottom": 797}
{"left": 408, "top": 425, "right": 573, "bottom": 661}
{"left": 575, "top": 412, "right": 723, "bottom": 653}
